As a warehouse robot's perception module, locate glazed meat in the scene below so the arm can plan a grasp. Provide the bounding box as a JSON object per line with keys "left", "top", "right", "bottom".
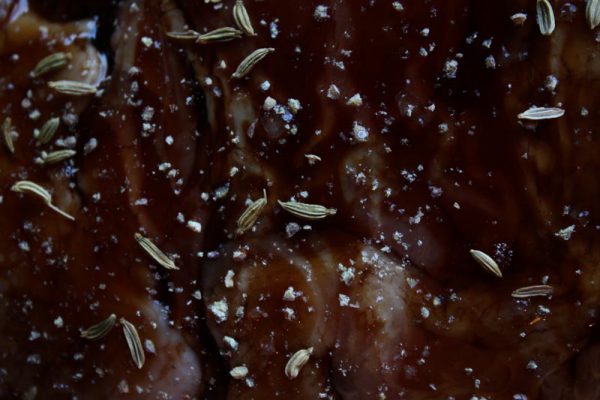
{"left": 0, "top": 1, "right": 207, "bottom": 398}
{"left": 1, "top": 0, "right": 600, "bottom": 399}
{"left": 179, "top": 0, "right": 600, "bottom": 398}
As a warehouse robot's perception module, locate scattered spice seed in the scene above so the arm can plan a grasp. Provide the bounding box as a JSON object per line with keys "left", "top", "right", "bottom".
{"left": 48, "top": 80, "right": 97, "bottom": 96}
{"left": 31, "top": 52, "right": 71, "bottom": 78}
{"left": 587, "top": 0, "right": 600, "bottom": 29}
{"left": 511, "top": 285, "right": 554, "bottom": 298}
{"left": 469, "top": 249, "right": 502, "bottom": 277}
{"left": 11, "top": 180, "right": 75, "bottom": 221}
{"left": 34, "top": 117, "right": 60, "bottom": 144}
{"left": 12, "top": 181, "right": 51, "bottom": 204}
{"left": 166, "top": 30, "right": 201, "bottom": 41}
{"left": 536, "top": 0, "right": 555, "bottom": 36}
{"left": 285, "top": 347, "right": 313, "bottom": 379}
{"left": 233, "top": 0, "right": 256, "bottom": 36}
{"left": 2, "top": 117, "right": 14, "bottom": 153}
{"left": 196, "top": 27, "right": 243, "bottom": 44}
{"left": 278, "top": 200, "right": 337, "bottom": 220}
{"left": 41, "top": 149, "right": 76, "bottom": 164}
{"left": 134, "top": 233, "right": 178, "bottom": 270}
{"left": 518, "top": 106, "right": 564, "bottom": 120}
{"left": 120, "top": 318, "right": 145, "bottom": 369}
{"left": 81, "top": 314, "right": 117, "bottom": 340}
{"left": 236, "top": 189, "right": 267, "bottom": 235}
{"left": 232, "top": 48, "right": 275, "bottom": 79}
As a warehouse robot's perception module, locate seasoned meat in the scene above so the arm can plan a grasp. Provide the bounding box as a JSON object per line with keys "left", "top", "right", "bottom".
{"left": 0, "top": 0, "right": 207, "bottom": 398}
{"left": 178, "top": 0, "right": 600, "bottom": 398}
{"left": 1, "top": 0, "right": 600, "bottom": 399}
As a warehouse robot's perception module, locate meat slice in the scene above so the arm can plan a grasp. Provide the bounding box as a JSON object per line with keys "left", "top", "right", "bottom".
{"left": 202, "top": 234, "right": 341, "bottom": 399}
{"left": 173, "top": 0, "right": 600, "bottom": 398}
{"left": 2, "top": 0, "right": 600, "bottom": 398}
{"left": 0, "top": 0, "right": 209, "bottom": 398}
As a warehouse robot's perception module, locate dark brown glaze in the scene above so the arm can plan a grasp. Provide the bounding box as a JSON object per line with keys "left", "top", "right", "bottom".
{"left": 177, "top": 0, "right": 600, "bottom": 398}
{"left": 27, "top": 0, "right": 119, "bottom": 22}
{"left": 1, "top": 0, "right": 600, "bottom": 399}
{"left": 201, "top": 233, "right": 343, "bottom": 399}
{"left": 0, "top": 0, "right": 210, "bottom": 398}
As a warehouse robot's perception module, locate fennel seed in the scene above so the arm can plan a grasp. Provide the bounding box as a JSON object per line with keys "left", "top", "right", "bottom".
{"left": 41, "top": 149, "right": 76, "bottom": 164}
{"left": 31, "top": 52, "right": 71, "bottom": 78}
{"left": 518, "top": 106, "right": 564, "bottom": 120}
{"left": 233, "top": 0, "right": 256, "bottom": 36}
{"left": 81, "top": 314, "right": 117, "bottom": 340}
{"left": 587, "top": 0, "right": 600, "bottom": 29}
{"left": 278, "top": 200, "right": 337, "bottom": 220}
{"left": 134, "top": 233, "right": 178, "bottom": 270}
{"left": 511, "top": 285, "right": 554, "bottom": 298}
{"left": 34, "top": 117, "right": 60, "bottom": 144}
{"left": 11, "top": 180, "right": 75, "bottom": 221}
{"left": 120, "top": 318, "right": 145, "bottom": 369}
{"left": 2, "top": 117, "right": 14, "bottom": 153}
{"left": 48, "top": 80, "right": 97, "bottom": 96}
{"left": 536, "top": 0, "right": 555, "bottom": 36}
{"left": 196, "top": 27, "right": 243, "bottom": 44}
{"left": 236, "top": 189, "right": 267, "bottom": 235}
{"left": 232, "top": 48, "right": 274, "bottom": 79}
{"left": 166, "top": 30, "right": 201, "bottom": 41}
{"left": 469, "top": 249, "right": 502, "bottom": 278}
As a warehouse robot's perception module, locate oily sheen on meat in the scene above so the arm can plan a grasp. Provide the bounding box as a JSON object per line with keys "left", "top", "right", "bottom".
{"left": 0, "top": 0, "right": 599, "bottom": 399}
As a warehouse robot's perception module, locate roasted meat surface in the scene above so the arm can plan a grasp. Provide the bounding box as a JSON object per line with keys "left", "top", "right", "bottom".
{"left": 1, "top": 0, "right": 600, "bottom": 399}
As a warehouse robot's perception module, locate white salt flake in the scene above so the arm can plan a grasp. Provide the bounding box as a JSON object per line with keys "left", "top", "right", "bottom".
{"left": 339, "top": 294, "right": 350, "bottom": 307}
{"left": 555, "top": 225, "right": 575, "bottom": 241}
{"left": 327, "top": 84, "right": 340, "bottom": 99}
{"left": 263, "top": 96, "right": 277, "bottom": 111}
{"left": 443, "top": 59, "right": 459, "bottom": 78}
{"left": 288, "top": 98, "right": 302, "bottom": 114}
{"left": 186, "top": 220, "right": 202, "bottom": 233}
{"left": 346, "top": 93, "right": 363, "bottom": 107}
{"left": 224, "top": 336, "right": 239, "bottom": 351}
{"left": 352, "top": 122, "right": 369, "bottom": 142}
{"left": 230, "top": 366, "right": 248, "bottom": 379}
{"left": 283, "top": 286, "right": 297, "bottom": 301}
{"left": 314, "top": 5, "right": 330, "bottom": 21}
{"left": 338, "top": 263, "right": 355, "bottom": 285}
{"left": 141, "top": 36, "right": 153, "bottom": 47}
{"left": 224, "top": 270, "right": 235, "bottom": 288}
{"left": 209, "top": 299, "right": 229, "bottom": 323}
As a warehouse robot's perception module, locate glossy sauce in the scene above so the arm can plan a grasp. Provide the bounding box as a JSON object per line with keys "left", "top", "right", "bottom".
{"left": 1, "top": 0, "right": 600, "bottom": 399}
